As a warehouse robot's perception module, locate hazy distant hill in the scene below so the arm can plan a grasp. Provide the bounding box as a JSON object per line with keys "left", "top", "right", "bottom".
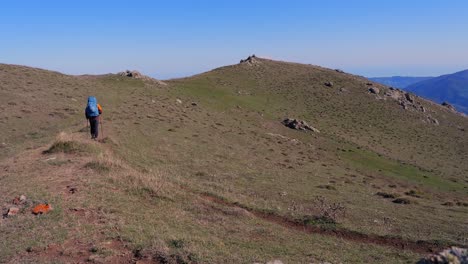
{"left": 405, "top": 69, "right": 468, "bottom": 114}
{"left": 369, "top": 76, "right": 433, "bottom": 89}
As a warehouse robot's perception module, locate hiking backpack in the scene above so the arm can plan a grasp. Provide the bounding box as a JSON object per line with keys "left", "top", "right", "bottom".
{"left": 86, "top": 96, "right": 100, "bottom": 117}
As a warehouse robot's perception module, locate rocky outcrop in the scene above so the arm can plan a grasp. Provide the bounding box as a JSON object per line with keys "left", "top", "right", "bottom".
{"left": 118, "top": 70, "right": 144, "bottom": 78}
{"left": 382, "top": 88, "right": 425, "bottom": 112}
{"left": 240, "top": 55, "right": 261, "bottom": 65}
{"left": 282, "top": 118, "right": 320, "bottom": 133}
{"left": 118, "top": 70, "right": 166, "bottom": 85}
{"left": 417, "top": 247, "right": 467, "bottom": 264}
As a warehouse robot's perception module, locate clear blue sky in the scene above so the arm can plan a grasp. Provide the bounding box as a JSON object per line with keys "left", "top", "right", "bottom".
{"left": 1, "top": 0, "right": 468, "bottom": 79}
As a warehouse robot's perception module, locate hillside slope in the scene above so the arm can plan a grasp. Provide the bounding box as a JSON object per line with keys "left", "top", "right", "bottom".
{"left": 1, "top": 59, "right": 467, "bottom": 263}
{"left": 369, "top": 76, "right": 433, "bottom": 89}
{"left": 405, "top": 69, "right": 468, "bottom": 114}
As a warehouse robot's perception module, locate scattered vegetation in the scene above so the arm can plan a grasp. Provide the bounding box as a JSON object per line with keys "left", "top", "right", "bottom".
{"left": 405, "top": 189, "right": 424, "bottom": 198}
{"left": 392, "top": 198, "right": 411, "bottom": 204}
{"left": 311, "top": 196, "right": 346, "bottom": 223}
{"left": 376, "top": 192, "right": 397, "bottom": 199}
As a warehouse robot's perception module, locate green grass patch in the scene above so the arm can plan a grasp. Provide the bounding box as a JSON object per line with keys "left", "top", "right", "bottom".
{"left": 301, "top": 215, "right": 339, "bottom": 230}
{"left": 341, "top": 148, "right": 462, "bottom": 192}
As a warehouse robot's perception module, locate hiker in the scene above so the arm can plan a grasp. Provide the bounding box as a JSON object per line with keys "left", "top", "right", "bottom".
{"left": 85, "top": 96, "right": 102, "bottom": 140}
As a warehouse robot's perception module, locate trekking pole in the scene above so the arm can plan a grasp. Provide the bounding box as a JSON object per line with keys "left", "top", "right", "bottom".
{"left": 100, "top": 115, "right": 104, "bottom": 139}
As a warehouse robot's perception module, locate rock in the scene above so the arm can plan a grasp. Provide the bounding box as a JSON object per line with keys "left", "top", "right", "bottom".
{"left": 366, "top": 82, "right": 373, "bottom": 86}
{"left": 7, "top": 207, "right": 20, "bottom": 217}
{"left": 191, "top": 102, "right": 198, "bottom": 106}
{"left": 335, "top": 69, "right": 345, "bottom": 73}
{"left": 427, "top": 116, "right": 439, "bottom": 125}
{"left": 368, "top": 87, "right": 380, "bottom": 94}
{"left": 405, "top": 92, "right": 414, "bottom": 103}
{"left": 417, "top": 246, "right": 467, "bottom": 264}
{"left": 282, "top": 118, "right": 320, "bottom": 133}
{"left": 441, "top": 101, "right": 456, "bottom": 112}
{"left": 176, "top": 99, "right": 182, "bottom": 104}
{"left": 324, "top": 81, "right": 333, "bottom": 87}
{"left": 339, "top": 88, "right": 348, "bottom": 92}
{"left": 420, "top": 106, "right": 426, "bottom": 113}
{"left": 20, "top": 195, "right": 26, "bottom": 202}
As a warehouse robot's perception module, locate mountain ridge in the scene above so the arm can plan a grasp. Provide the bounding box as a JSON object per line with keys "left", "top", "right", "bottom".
{"left": 369, "top": 76, "right": 434, "bottom": 89}
{"left": 405, "top": 69, "right": 468, "bottom": 114}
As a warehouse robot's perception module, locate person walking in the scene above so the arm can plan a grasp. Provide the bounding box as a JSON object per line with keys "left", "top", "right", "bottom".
{"left": 85, "top": 96, "right": 102, "bottom": 140}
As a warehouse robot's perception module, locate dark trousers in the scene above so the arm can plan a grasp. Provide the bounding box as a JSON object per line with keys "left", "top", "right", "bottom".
{"left": 89, "top": 116, "right": 99, "bottom": 138}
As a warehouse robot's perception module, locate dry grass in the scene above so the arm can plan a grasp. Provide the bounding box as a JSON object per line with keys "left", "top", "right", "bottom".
{"left": 1, "top": 59, "right": 467, "bottom": 263}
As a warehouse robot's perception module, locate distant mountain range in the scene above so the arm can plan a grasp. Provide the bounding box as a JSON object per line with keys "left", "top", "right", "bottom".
{"left": 405, "top": 70, "right": 468, "bottom": 114}
{"left": 369, "top": 76, "right": 434, "bottom": 89}
{"left": 370, "top": 71, "right": 468, "bottom": 114}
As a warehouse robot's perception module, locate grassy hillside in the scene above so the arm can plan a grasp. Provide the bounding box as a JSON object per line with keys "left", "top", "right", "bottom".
{"left": 0, "top": 58, "right": 467, "bottom": 263}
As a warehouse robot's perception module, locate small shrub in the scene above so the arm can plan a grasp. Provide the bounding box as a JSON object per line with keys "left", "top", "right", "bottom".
{"left": 376, "top": 192, "right": 397, "bottom": 199}
{"left": 311, "top": 196, "right": 346, "bottom": 223}
{"left": 405, "top": 189, "right": 423, "bottom": 198}
{"left": 392, "top": 198, "right": 411, "bottom": 204}
{"left": 170, "top": 239, "right": 185, "bottom": 249}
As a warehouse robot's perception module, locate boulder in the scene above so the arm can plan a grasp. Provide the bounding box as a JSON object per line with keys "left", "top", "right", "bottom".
{"left": 368, "top": 87, "right": 380, "bottom": 94}
{"left": 282, "top": 118, "right": 320, "bottom": 133}
{"left": 324, "top": 81, "right": 333, "bottom": 87}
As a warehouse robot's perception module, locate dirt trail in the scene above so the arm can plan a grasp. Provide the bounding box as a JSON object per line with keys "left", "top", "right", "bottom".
{"left": 198, "top": 192, "right": 452, "bottom": 254}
